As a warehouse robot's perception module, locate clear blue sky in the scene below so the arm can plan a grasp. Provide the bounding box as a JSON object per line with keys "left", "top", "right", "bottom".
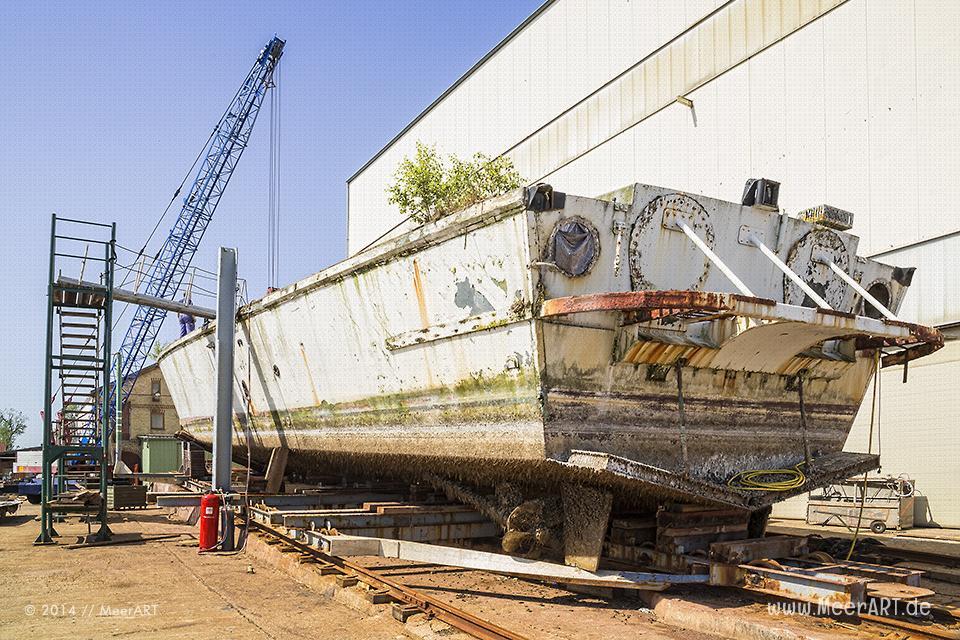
{"left": 0, "top": 1, "right": 543, "bottom": 447}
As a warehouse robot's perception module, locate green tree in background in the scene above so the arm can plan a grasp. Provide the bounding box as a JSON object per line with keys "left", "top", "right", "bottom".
{"left": 0, "top": 408, "right": 27, "bottom": 450}
{"left": 387, "top": 142, "right": 523, "bottom": 224}
{"left": 150, "top": 340, "right": 168, "bottom": 362}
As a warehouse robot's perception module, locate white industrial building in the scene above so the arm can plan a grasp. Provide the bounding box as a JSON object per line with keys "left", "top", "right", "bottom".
{"left": 347, "top": 0, "right": 960, "bottom": 526}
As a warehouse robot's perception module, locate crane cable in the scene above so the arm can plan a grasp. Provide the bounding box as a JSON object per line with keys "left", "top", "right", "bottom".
{"left": 49, "top": 54, "right": 265, "bottom": 429}
{"left": 846, "top": 350, "right": 882, "bottom": 560}
{"left": 267, "top": 59, "right": 281, "bottom": 289}
{"left": 104, "top": 63, "right": 252, "bottom": 342}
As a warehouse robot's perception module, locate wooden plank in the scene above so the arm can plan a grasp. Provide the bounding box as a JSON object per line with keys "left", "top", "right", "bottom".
{"left": 264, "top": 447, "right": 289, "bottom": 494}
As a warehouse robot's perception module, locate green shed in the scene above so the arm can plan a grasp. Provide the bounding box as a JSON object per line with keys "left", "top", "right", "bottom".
{"left": 139, "top": 435, "right": 183, "bottom": 473}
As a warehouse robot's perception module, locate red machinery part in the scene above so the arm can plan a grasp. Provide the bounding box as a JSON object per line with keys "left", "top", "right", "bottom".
{"left": 198, "top": 491, "right": 220, "bottom": 552}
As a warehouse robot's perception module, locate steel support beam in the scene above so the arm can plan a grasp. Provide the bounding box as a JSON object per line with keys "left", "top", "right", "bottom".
{"left": 56, "top": 277, "right": 216, "bottom": 319}
{"left": 823, "top": 260, "right": 899, "bottom": 320}
{"left": 213, "top": 247, "right": 237, "bottom": 550}
{"left": 213, "top": 247, "right": 237, "bottom": 493}
{"left": 305, "top": 531, "right": 708, "bottom": 590}
{"left": 154, "top": 490, "right": 405, "bottom": 509}
{"left": 744, "top": 233, "right": 833, "bottom": 309}
{"left": 281, "top": 508, "right": 482, "bottom": 530}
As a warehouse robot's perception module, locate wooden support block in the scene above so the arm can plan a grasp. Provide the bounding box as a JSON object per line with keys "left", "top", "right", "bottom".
{"left": 364, "top": 588, "right": 392, "bottom": 604}
{"left": 317, "top": 564, "right": 340, "bottom": 576}
{"left": 264, "top": 447, "right": 289, "bottom": 494}
{"left": 336, "top": 574, "right": 359, "bottom": 587}
{"left": 392, "top": 603, "right": 421, "bottom": 622}
{"left": 363, "top": 501, "right": 405, "bottom": 512}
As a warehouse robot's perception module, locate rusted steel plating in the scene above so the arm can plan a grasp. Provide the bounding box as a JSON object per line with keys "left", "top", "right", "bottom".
{"left": 541, "top": 290, "right": 733, "bottom": 317}
{"left": 540, "top": 290, "right": 943, "bottom": 368}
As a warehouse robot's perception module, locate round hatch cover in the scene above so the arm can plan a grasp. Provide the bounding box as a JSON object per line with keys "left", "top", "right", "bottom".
{"left": 545, "top": 216, "right": 600, "bottom": 277}
{"left": 783, "top": 228, "right": 851, "bottom": 309}
{"left": 629, "top": 193, "right": 715, "bottom": 291}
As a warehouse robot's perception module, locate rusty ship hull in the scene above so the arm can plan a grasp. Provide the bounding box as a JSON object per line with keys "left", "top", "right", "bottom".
{"left": 158, "top": 183, "right": 940, "bottom": 512}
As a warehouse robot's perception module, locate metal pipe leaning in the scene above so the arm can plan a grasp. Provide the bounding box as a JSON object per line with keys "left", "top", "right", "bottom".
{"left": 743, "top": 233, "right": 833, "bottom": 310}
{"left": 822, "top": 260, "right": 899, "bottom": 321}
{"left": 674, "top": 221, "right": 755, "bottom": 296}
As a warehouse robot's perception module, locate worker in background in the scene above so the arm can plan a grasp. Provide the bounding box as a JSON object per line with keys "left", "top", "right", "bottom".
{"left": 178, "top": 296, "right": 196, "bottom": 337}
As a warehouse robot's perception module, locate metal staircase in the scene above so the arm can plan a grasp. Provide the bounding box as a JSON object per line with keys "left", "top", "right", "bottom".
{"left": 37, "top": 215, "right": 115, "bottom": 544}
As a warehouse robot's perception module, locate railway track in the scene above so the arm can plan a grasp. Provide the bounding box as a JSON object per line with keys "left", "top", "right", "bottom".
{"left": 861, "top": 544, "right": 960, "bottom": 571}
{"left": 248, "top": 518, "right": 530, "bottom": 640}
{"left": 248, "top": 516, "right": 960, "bottom": 640}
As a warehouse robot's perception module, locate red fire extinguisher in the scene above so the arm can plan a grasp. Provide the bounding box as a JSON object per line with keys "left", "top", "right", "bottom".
{"left": 198, "top": 491, "right": 220, "bottom": 552}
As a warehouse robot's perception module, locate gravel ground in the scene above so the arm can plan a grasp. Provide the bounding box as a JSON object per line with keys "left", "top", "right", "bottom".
{"left": 0, "top": 502, "right": 406, "bottom": 640}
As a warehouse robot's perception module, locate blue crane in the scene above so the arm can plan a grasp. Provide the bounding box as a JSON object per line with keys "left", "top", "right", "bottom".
{"left": 111, "top": 37, "right": 284, "bottom": 431}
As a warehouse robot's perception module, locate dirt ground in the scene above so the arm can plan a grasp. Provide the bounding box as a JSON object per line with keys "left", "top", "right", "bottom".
{"left": 350, "top": 555, "right": 715, "bottom": 640}
{"left": 4, "top": 502, "right": 958, "bottom": 640}
{"left": 0, "top": 502, "right": 406, "bottom": 640}
{"left": 1, "top": 502, "right": 713, "bottom": 640}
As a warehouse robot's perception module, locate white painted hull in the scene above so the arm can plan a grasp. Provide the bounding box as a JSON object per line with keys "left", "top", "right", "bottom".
{"left": 159, "top": 184, "right": 939, "bottom": 506}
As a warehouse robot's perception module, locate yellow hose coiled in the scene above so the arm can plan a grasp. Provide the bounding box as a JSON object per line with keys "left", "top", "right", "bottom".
{"left": 727, "top": 463, "right": 806, "bottom": 492}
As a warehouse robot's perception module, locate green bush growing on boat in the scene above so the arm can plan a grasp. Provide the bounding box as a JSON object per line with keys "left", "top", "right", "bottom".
{"left": 387, "top": 142, "right": 523, "bottom": 224}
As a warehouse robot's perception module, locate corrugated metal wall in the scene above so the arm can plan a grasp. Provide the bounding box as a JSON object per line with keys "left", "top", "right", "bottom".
{"left": 776, "top": 336, "right": 960, "bottom": 527}
{"left": 347, "top": 0, "right": 960, "bottom": 526}
{"left": 872, "top": 234, "right": 960, "bottom": 330}
{"left": 844, "top": 340, "right": 960, "bottom": 528}
{"left": 348, "top": 0, "right": 960, "bottom": 259}
{"left": 348, "top": 0, "right": 729, "bottom": 253}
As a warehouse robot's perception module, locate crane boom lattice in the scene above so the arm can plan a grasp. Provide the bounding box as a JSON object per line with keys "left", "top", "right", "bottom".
{"left": 111, "top": 37, "right": 284, "bottom": 434}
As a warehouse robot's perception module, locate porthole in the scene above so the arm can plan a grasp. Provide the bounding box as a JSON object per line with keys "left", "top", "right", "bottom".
{"left": 862, "top": 282, "right": 891, "bottom": 319}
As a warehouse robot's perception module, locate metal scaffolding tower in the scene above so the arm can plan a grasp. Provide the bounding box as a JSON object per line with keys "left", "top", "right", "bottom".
{"left": 37, "top": 215, "right": 116, "bottom": 544}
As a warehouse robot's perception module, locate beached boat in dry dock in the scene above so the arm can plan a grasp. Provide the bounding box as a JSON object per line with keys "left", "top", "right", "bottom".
{"left": 158, "top": 182, "right": 941, "bottom": 561}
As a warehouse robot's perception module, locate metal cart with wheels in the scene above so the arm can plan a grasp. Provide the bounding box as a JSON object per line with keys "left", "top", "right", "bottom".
{"left": 806, "top": 475, "right": 915, "bottom": 533}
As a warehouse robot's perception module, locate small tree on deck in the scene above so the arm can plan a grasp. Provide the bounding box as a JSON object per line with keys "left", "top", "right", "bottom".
{"left": 387, "top": 142, "right": 523, "bottom": 224}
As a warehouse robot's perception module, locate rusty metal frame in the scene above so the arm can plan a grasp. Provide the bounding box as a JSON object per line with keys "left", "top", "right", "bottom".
{"left": 540, "top": 290, "right": 943, "bottom": 367}
{"left": 192, "top": 486, "right": 938, "bottom": 618}
{"left": 559, "top": 449, "right": 881, "bottom": 510}
{"left": 711, "top": 562, "right": 870, "bottom": 607}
